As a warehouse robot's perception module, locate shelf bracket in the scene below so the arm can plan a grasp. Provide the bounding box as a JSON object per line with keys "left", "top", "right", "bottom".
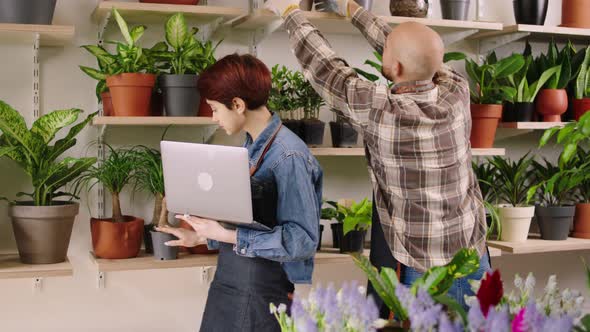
{"left": 478, "top": 32, "right": 530, "bottom": 54}
{"left": 198, "top": 17, "right": 225, "bottom": 43}
{"left": 32, "top": 277, "right": 43, "bottom": 293}
{"left": 97, "top": 272, "right": 106, "bottom": 289}
{"left": 32, "top": 33, "right": 40, "bottom": 120}
{"left": 200, "top": 267, "right": 214, "bottom": 284}
{"left": 441, "top": 29, "right": 478, "bottom": 47}
{"left": 96, "top": 11, "right": 111, "bottom": 220}
{"left": 97, "top": 10, "right": 111, "bottom": 48}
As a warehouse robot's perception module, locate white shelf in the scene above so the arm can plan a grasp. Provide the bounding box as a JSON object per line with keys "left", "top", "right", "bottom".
{"left": 0, "top": 255, "right": 73, "bottom": 279}
{"left": 232, "top": 10, "right": 503, "bottom": 36}
{"left": 93, "top": 1, "right": 245, "bottom": 24}
{"left": 498, "top": 122, "right": 569, "bottom": 129}
{"left": 488, "top": 237, "right": 590, "bottom": 255}
{"left": 311, "top": 148, "right": 504, "bottom": 156}
{"left": 92, "top": 116, "right": 217, "bottom": 126}
{"left": 0, "top": 23, "right": 75, "bottom": 46}
{"left": 472, "top": 24, "right": 590, "bottom": 51}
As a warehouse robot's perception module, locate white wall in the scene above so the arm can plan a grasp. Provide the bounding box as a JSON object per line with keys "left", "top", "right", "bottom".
{"left": 0, "top": 0, "right": 587, "bottom": 331}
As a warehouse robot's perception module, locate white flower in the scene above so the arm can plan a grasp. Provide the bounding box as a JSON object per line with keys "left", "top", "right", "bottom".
{"left": 562, "top": 288, "right": 572, "bottom": 301}
{"left": 358, "top": 285, "right": 366, "bottom": 296}
{"left": 278, "top": 303, "right": 287, "bottom": 313}
{"left": 270, "top": 303, "right": 277, "bottom": 314}
{"left": 514, "top": 274, "right": 524, "bottom": 289}
{"left": 525, "top": 273, "right": 536, "bottom": 292}
{"left": 576, "top": 296, "right": 585, "bottom": 306}
{"left": 465, "top": 295, "right": 478, "bottom": 307}
{"left": 545, "top": 275, "right": 558, "bottom": 293}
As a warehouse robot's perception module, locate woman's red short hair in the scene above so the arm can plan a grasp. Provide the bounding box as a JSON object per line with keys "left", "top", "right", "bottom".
{"left": 198, "top": 53, "right": 271, "bottom": 110}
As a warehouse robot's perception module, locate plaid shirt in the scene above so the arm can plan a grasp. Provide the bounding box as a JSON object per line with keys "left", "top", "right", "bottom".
{"left": 284, "top": 8, "right": 487, "bottom": 272}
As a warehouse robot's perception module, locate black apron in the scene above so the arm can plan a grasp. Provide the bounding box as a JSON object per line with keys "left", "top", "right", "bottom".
{"left": 200, "top": 125, "right": 293, "bottom": 332}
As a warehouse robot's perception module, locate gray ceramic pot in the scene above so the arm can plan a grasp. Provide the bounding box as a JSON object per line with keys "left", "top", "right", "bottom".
{"left": 0, "top": 0, "right": 57, "bottom": 24}
{"left": 9, "top": 202, "right": 78, "bottom": 264}
{"left": 390, "top": 0, "right": 429, "bottom": 17}
{"left": 150, "top": 231, "right": 179, "bottom": 260}
{"left": 159, "top": 74, "right": 200, "bottom": 117}
{"left": 536, "top": 206, "right": 576, "bottom": 241}
{"left": 441, "top": 0, "right": 470, "bottom": 20}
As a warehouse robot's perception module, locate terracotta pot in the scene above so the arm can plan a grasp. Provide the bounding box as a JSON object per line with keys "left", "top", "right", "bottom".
{"left": 91, "top": 216, "right": 144, "bottom": 259}
{"left": 573, "top": 203, "right": 590, "bottom": 239}
{"left": 470, "top": 104, "right": 502, "bottom": 148}
{"left": 106, "top": 73, "right": 156, "bottom": 117}
{"left": 139, "top": 0, "right": 199, "bottom": 4}
{"left": 573, "top": 98, "right": 590, "bottom": 121}
{"left": 9, "top": 202, "right": 78, "bottom": 264}
{"left": 561, "top": 0, "right": 590, "bottom": 28}
{"left": 100, "top": 91, "right": 114, "bottom": 117}
{"left": 536, "top": 89, "right": 568, "bottom": 122}
{"left": 198, "top": 98, "right": 213, "bottom": 117}
{"left": 178, "top": 219, "right": 218, "bottom": 254}
{"left": 390, "top": 0, "right": 429, "bottom": 18}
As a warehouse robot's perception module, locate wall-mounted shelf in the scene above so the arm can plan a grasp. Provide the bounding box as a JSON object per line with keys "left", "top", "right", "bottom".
{"left": 488, "top": 237, "right": 590, "bottom": 255}
{"left": 472, "top": 24, "right": 590, "bottom": 52}
{"left": 499, "top": 122, "right": 568, "bottom": 129}
{"left": 0, "top": 23, "right": 75, "bottom": 46}
{"left": 92, "top": 116, "right": 217, "bottom": 127}
{"left": 92, "top": 1, "right": 245, "bottom": 24}
{"left": 311, "top": 148, "right": 505, "bottom": 156}
{"left": 0, "top": 255, "right": 72, "bottom": 279}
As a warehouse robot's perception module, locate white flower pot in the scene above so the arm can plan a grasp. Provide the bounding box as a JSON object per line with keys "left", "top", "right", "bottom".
{"left": 499, "top": 206, "right": 535, "bottom": 242}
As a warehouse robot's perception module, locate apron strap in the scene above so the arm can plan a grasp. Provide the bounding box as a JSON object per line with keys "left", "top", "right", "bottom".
{"left": 249, "top": 124, "right": 282, "bottom": 177}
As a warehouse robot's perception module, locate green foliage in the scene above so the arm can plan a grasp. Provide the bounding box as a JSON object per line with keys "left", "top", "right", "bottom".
{"left": 472, "top": 161, "right": 497, "bottom": 202}
{"left": 488, "top": 154, "right": 535, "bottom": 207}
{"left": 0, "top": 101, "right": 96, "bottom": 206}
{"left": 575, "top": 47, "right": 590, "bottom": 99}
{"left": 527, "top": 158, "right": 583, "bottom": 206}
{"left": 131, "top": 146, "right": 164, "bottom": 196}
{"left": 153, "top": 13, "right": 221, "bottom": 75}
{"left": 268, "top": 65, "right": 300, "bottom": 117}
{"left": 530, "top": 40, "right": 573, "bottom": 90}
{"left": 574, "top": 148, "right": 590, "bottom": 203}
{"left": 338, "top": 198, "right": 372, "bottom": 235}
{"left": 323, "top": 200, "right": 346, "bottom": 222}
{"left": 293, "top": 71, "right": 324, "bottom": 120}
{"left": 539, "top": 111, "right": 590, "bottom": 165}
{"left": 464, "top": 52, "right": 525, "bottom": 104}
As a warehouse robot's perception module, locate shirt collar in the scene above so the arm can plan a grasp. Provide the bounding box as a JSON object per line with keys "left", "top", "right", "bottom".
{"left": 391, "top": 80, "right": 435, "bottom": 94}
{"left": 244, "top": 113, "right": 282, "bottom": 167}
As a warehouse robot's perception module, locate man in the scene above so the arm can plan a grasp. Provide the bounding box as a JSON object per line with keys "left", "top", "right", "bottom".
{"left": 265, "top": 0, "right": 491, "bottom": 311}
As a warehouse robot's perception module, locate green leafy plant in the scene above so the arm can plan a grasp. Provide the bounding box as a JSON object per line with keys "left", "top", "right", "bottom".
{"left": 539, "top": 111, "right": 590, "bottom": 166}
{"left": 473, "top": 161, "right": 501, "bottom": 239}
{"left": 488, "top": 154, "right": 535, "bottom": 207}
{"left": 293, "top": 71, "right": 324, "bottom": 120}
{"left": 531, "top": 40, "right": 573, "bottom": 90}
{"left": 574, "top": 148, "right": 590, "bottom": 204}
{"left": 575, "top": 47, "right": 590, "bottom": 99}
{"left": 351, "top": 248, "right": 480, "bottom": 323}
{"left": 75, "top": 145, "right": 137, "bottom": 223}
{"left": 268, "top": 65, "right": 301, "bottom": 120}
{"left": 464, "top": 52, "right": 525, "bottom": 104}
{"left": 527, "top": 158, "right": 582, "bottom": 206}
{"left": 337, "top": 198, "right": 372, "bottom": 235}
{"left": 131, "top": 146, "right": 169, "bottom": 228}
{"left": 0, "top": 101, "right": 96, "bottom": 206}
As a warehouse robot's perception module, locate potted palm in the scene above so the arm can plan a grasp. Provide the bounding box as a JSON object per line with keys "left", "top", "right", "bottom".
{"left": 0, "top": 101, "right": 96, "bottom": 264}
{"left": 527, "top": 159, "right": 579, "bottom": 240}
{"left": 155, "top": 13, "right": 221, "bottom": 117}
{"left": 76, "top": 145, "right": 143, "bottom": 259}
{"left": 105, "top": 9, "right": 156, "bottom": 117}
{"left": 534, "top": 40, "right": 572, "bottom": 122}
{"left": 269, "top": 65, "right": 302, "bottom": 138}
{"left": 465, "top": 53, "right": 525, "bottom": 148}
{"left": 489, "top": 154, "right": 536, "bottom": 243}
{"left": 504, "top": 43, "right": 560, "bottom": 122}
{"left": 338, "top": 198, "right": 372, "bottom": 254}
{"left": 472, "top": 161, "right": 501, "bottom": 240}
{"left": 295, "top": 72, "right": 326, "bottom": 146}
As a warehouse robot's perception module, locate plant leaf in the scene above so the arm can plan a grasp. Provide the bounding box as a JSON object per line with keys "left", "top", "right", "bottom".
{"left": 112, "top": 8, "right": 133, "bottom": 46}
{"left": 129, "top": 25, "right": 146, "bottom": 43}
{"left": 31, "top": 109, "right": 81, "bottom": 144}
{"left": 165, "top": 13, "right": 188, "bottom": 50}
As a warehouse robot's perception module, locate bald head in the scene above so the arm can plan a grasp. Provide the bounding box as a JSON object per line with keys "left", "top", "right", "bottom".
{"left": 382, "top": 22, "right": 444, "bottom": 83}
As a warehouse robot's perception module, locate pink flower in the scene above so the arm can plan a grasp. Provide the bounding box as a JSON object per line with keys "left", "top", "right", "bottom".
{"left": 477, "top": 270, "right": 503, "bottom": 317}
{"left": 512, "top": 308, "right": 527, "bottom": 332}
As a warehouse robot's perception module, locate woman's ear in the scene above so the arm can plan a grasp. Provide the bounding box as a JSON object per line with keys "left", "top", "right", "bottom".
{"left": 232, "top": 98, "right": 247, "bottom": 115}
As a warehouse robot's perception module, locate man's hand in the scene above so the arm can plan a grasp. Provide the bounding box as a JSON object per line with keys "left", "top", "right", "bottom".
{"left": 264, "top": 0, "right": 301, "bottom": 17}
{"left": 315, "top": 0, "right": 360, "bottom": 17}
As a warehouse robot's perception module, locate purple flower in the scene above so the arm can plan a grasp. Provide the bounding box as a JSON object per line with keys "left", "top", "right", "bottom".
{"left": 468, "top": 301, "right": 485, "bottom": 331}
{"left": 484, "top": 306, "right": 510, "bottom": 332}
{"left": 523, "top": 301, "right": 546, "bottom": 332}
{"left": 438, "top": 312, "right": 462, "bottom": 332}
{"left": 541, "top": 315, "right": 573, "bottom": 331}
{"left": 405, "top": 288, "right": 442, "bottom": 331}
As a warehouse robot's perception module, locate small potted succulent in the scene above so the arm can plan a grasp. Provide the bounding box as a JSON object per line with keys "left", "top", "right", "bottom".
{"left": 534, "top": 40, "right": 573, "bottom": 122}
{"left": 338, "top": 198, "right": 372, "bottom": 254}
{"left": 269, "top": 65, "right": 303, "bottom": 138}
{"left": 488, "top": 154, "right": 536, "bottom": 243}
{"left": 527, "top": 158, "right": 579, "bottom": 241}
{"left": 465, "top": 52, "right": 525, "bottom": 148}
{"left": 0, "top": 102, "right": 96, "bottom": 264}
{"left": 75, "top": 145, "right": 143, "bottom": 259}
{"left": 295, "top": 72, "right": 326, "bottom": 147}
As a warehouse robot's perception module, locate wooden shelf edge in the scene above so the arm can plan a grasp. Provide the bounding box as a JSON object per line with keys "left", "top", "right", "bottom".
{"left": 92, "top": 116, "right": 217, "bottom": 126}
{"left": 0, "top": 23, "right": 75, "bottom": 46}
{"left": 0, "top": 255, "right": 73, "bottom": 279}
{"left": 488, "top": 237, "right": 590, "bottom": 255}
{"left": 498, "top": 122, "right": 568, "bottom": 129}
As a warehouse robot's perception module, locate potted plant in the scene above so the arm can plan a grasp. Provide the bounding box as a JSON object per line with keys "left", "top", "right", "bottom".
{"left": 488, "top": 154, "right": 536, "bottom": 243}
{"left": 330, "top": 113, "right": 358, "bottom": 148}
{"left": 441, "top": 0, "right": 470, "bottom": 21}
{"left": 104, "top": 9, "right": 157, "bottom": 117}
{"left": 154, "top": 13, "right": 221, "bottom": 117}
{"left": 0, "top": 101, "right": 96, "bottom": 264}
{"left": 0, "top": 0, "right": 56, "bottom": 24}
{"left": 75, "top": 145, "right": 144, "bottom": 259}
{"left": 472, "top": 161, "right": 501, "bottom": 240}
{"left": 269, "top": 65, "right": 303, "bottom": 138}
{"left": 465, "top": 53, "right": 525, "bottom": 148}
{"left": 339, "top": 198, "right": 372, "bottom": 254}
{"left": 527, "top": 158, "right": 578, "bottom": 241}
{"left": 573, "top": 47, "right": 590, "bottom": 121}
{"left": 534, "top": 40, "right": 572, "bottom": 122}
{"left": 322, "top": 200, "right": 343, "bottom": 249}
{"left": 573, "top": 148, "right": 590, "bottom": 239}
{"left": 562, "top": 0, "right": 590, "bottom": 28}
{"left": 295, "top": 72, "right": 326, "bottom": 146}
{"left": 504, "top": 43, "right": 560, "bottom": 123}
{"left": 389, "top": 0, "right": 429, "bottom": 18}
{"left": 513, "top": 0, "right": 548, "bottom": 25}
{"left": 79, "top": 45, "right": 116, "bottom": 116}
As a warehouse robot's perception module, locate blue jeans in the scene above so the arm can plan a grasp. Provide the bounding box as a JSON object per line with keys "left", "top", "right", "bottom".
{"left": 400, "top": 249, "right": 492, "bottom": 310}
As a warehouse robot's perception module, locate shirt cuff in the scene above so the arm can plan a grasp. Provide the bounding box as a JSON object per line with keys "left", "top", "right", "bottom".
{"left": 234, "top": 227, "right": 256, "bottom": 257}
{"left": 283, "top": 8, "right": 310, "bottom": 34}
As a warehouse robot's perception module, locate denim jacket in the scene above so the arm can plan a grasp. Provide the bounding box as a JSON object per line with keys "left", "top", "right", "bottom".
{"left": 208, "top": 113, "right": 323, "bottom": 284}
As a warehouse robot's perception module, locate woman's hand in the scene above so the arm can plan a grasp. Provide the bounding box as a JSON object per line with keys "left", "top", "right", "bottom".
{"left": 155, "top": 225, "right": 206, "bottom": 247}
{"left": 175, "top": 214, "right": 237, "bottom": 245}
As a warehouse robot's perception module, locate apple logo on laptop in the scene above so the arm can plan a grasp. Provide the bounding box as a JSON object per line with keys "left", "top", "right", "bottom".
{"left": 198, "top": 172, "right": 213, "bottom": 192}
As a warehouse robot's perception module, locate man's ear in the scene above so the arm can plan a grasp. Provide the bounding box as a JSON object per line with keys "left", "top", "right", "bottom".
{"left": 232, "top": 98, "right": 247, "bottom": 115}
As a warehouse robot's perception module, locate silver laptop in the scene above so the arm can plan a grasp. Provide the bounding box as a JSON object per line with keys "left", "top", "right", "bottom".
{"left": 161, "top": 141, "right": 270, "bottom": 231}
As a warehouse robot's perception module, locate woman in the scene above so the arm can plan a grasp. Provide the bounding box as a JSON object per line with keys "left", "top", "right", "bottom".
{"left": 157, "top": 54, "right": 323, "bottom": 332}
